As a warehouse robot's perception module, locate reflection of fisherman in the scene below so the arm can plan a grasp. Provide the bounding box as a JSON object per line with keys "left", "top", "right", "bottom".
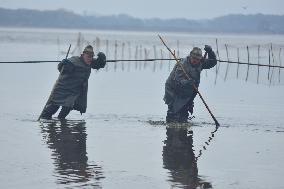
{"left": 40, "top": 45, "right": 106, "bottom": 120}
{"left": 163, "top": 127, "right": 212, "bottom": 188}
{"left": 164, "top": 46, "right": 217, "bottom": 123}
{"left": 40, "top": 121, "right": 104, "bottom": 186}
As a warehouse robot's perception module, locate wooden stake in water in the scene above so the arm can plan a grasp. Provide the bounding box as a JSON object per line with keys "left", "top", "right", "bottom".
{"left": 160, "top": 49, "right": 164, "bottom": 70}
{"left": 268, "top": 48, "right": 271, "bottom": 80}
{"left": 245, "top": 46, "right": 250, "bottom": 82}
{"left": 224, "top": 44, "right": 230, "bottom": 81}
{"left": 121, "top": 42, "right": 125, "bottom": 71}
{"left": 279, "top": 48, "right": 282, "bottom": 83}
{"left": 236, "top": 48, "right": 240, "bottom": 79}
{"left": 144, "top": 48, "right": 148, "bottom": 69}
{"left": 95, "top": 37, "right": 100, "bottom": 53}
{"left": 139, "top": 45, "right": 142, "bottom": 70}
{"left": 134, "top": 45, "right": 138, "bottom": 70}
{"left": 127, "top": 41, "right": 131, "bottom": 72}
{"left": 114, "top": 40, "right": 118, "bottom": 71}
{"left": 153, "top": 45, "right": 157, "bottom": 72}
{"left": 269, "top": 44, "right": 275, "bottom": 85}
{"left": 214, "top": 38, "right": 220, "bottom": 85}
{"left": 257, "top": 45, "right": 260, "bottom": 84}
{"left": 57, "top": 37, "right": 60, "bottom": 60}
{"left": 105, "top": 39, "right": 109, "bottom": 72}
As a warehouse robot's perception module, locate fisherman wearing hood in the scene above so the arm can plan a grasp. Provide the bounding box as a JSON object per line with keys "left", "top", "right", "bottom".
{"left": 39, "top": 45, "right": 106, "bottom": 120}
{"left": 164, "top": 45, "right": 217, "bottom": 123}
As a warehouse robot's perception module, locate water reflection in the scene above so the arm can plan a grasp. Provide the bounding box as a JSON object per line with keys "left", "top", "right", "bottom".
{"left": 163, "top": 126, "right": 212, "bottom": 189}
{"left": 195, "top": 126, "right": 219, "bottom": 161}
{"left": 40, "top": 120, "right": 104, "bottom": 188}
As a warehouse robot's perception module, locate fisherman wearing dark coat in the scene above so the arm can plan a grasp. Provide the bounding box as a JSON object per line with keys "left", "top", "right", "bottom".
{"left": 164, "top": 45, "right": 217, "bottom": 123}
{"left": 39, "top": 45, "right": 106, "bottom": 119}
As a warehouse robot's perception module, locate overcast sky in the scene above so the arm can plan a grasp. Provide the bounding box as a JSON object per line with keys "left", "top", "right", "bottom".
{"left": 0, "top": 0, "right": 283, "bottom": 19}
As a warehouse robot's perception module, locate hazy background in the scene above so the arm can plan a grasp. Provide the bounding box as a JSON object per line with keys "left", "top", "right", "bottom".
{"left": 0, "top": 0, "right": 283, "bottom": 19}
{"left": 0, "top": 1, "right": 284, "bottom": 188}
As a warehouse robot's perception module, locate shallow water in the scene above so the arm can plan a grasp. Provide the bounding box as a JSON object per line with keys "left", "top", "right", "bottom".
{"left": 0, "top": 28, "right": 284, "bottom": 189}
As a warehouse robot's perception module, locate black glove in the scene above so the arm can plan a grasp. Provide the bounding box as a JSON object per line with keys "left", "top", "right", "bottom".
{"left": 57, "top": 59, "right": 69, "bottom": 72}
{"left": 58, "top": 59, "right": 73, "bottom": 73}
{"left": 97, "top": 52, "right": 106, "bottom": 68}
{"left": 204, "top": 45, "right": 213, "bottom": 53}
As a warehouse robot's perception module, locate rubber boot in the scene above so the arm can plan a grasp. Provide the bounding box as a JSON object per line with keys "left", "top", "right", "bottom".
{"left": 57, "top": 106, "right": 72, "bottom": 120}
{"left": 40, "top": 104, "right": 60, "bottom": 119}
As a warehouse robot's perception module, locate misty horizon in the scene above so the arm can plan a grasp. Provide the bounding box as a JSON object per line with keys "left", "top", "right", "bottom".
{"left": 0, "top": 0, "right": 283, "bottom": 20}
{"left": 1, "top": 6, "right": 284, "bottom": 21}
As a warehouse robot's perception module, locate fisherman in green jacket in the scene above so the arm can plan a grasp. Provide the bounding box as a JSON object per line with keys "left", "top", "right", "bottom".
{"left": 39, "top": 45, "right": 106, "bottom": 120}
{"left": 164, "top": 45, "right": 217, "bottom": 123}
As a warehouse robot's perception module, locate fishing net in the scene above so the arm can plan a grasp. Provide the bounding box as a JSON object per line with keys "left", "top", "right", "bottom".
{"left": 213, "top": 43, "right": 284, "bottom": 86}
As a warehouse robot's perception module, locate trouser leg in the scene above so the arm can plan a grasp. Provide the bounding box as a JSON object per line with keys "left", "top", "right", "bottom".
{"left": 187, "top": 101, "right": 194, "bottom": 115}
{"left": 178, "top": 100, "right": 196, "bottom": 122}
{"left": 166, "top": 105, "right": 179, "bottom": 123}
{"left": 167, "top": 101, "right": 195, "bottom": 123}
{"left": 40, "top": 104, "right": 60, "bottom": 119}
{"left": 178, "top": 106, "right": 189, "bottom": 123}
{"left": 57, "top": 106, "right": 72, "bottom": 119}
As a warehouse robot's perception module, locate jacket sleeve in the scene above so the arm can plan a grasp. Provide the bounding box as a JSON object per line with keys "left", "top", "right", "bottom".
{"left": 202, "top": 51, "right": 217, "bottom": 70}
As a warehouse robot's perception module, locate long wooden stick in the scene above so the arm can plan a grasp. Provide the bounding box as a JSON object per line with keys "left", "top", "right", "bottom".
{"left": 37, "top": 44, "right": 71, "bottom": 121}
{"left": 158, "top": 35, "right": 220, "bottom": 127}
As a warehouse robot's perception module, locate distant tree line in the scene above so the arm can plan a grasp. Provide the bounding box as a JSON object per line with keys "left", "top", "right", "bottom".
{"left": 0, "top": 7, "right": 283, "bottom": 34}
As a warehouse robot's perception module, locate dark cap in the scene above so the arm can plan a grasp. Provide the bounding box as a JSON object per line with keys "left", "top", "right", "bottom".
{"left": 83, "top": 45, "right": 94, "bottom": 55}
{"left": 190, "top": 47, "right": 202, "bottom": 59}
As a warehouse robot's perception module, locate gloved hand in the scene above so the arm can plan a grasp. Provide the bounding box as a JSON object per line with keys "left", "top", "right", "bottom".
{"left": 62, "top": 59, "right": 70, "bottom": 64}
{"left": 58, "top": 59, "right": 73, "bottom": 73}
{"left": 204, "top": 45, "right": 212, "bottom": 53}
{"left": 97, "top": 52, "right": 106, "bottom": 68}
{"left": 58, "top": 59, "right": 69, "bottom": 72}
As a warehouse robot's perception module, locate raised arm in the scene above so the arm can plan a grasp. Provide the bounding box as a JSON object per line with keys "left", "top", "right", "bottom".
{"left": 202, "top": 45, "right": 217, "bottom": 70}
{"left": 91, "top": 52, "right": 106, "bottom": 70}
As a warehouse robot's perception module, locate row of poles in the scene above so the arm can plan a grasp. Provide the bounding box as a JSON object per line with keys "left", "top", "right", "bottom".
{"left": 214, "top": 39, "right": 283, "bottom": 85}
{"left": 1, "top": 32, "right": 283, "bottom": 85}
{"left": 70, "top": 33, "right": 284, "bottom": 85}
{"left": 69, "top": 33, "right": 178, "bottom": 72}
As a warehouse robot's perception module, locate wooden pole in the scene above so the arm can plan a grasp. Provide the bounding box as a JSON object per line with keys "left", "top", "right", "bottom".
{"left": 214, "top": 38, "right": 220, "bottom": 85}
{"left": 245, "top": 46, "right": 250, "bottom": 82}
{"left": 121, "top": 42, "right": 125, "bottom": 71}
{"left": 127, "top": 41, "right": 131, "bottom": 72}
{"left": 279, "top": 48, "right": 282, "bottom": 83}
{"left": 268, "top": 48, "right": 271, "bottom": 80}
{"left": 105, "top": 39, "right": 109, "bottom": 72}
{"left": 153, "top": 45, "right": 157, "bottom": 72}
{"left": 160, "top": 49, "right": 164, "bottom": 70}
{"left": 236, "top": 48, "right": 240, "bottom": 79}
{"left": 269, "top": 44, "right": 275, "bottom": 85}
{"left": 224, "top": 44, "right": 230, "bottom": 81}
{"left": 114, "top": 40, "right": 118, "bottom": 71}
{"left": 257, "top": 45, "right": 260, "bottom": 84}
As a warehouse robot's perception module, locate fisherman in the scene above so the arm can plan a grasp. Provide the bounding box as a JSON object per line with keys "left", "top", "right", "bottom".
{"left": 164, "top": 45, "right": 217, "bottom": 123}
{"left": 39, "top": 45, "right": 106, "bottom": 120}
